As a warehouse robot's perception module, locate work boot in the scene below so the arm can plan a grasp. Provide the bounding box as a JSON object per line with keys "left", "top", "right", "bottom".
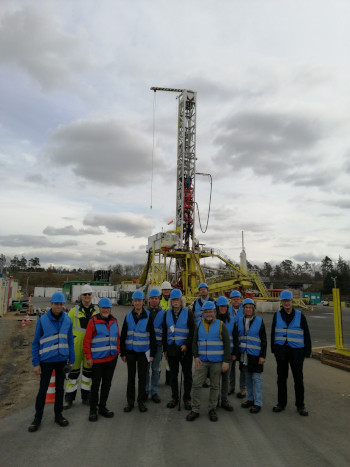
{"left": 241, "top": 400, "right": 254, "bottom": 409}
{"left": 167, "top": 399, "right": 178, "bottom": 408}
{"left": 208, "top": 409, "right": 218, "bottom": 422}
{"left": 28, "top": 418, "right": 41, "bottom": 433}
{"left": 98, "top": 406, "right": 114, "bottom": 418}
{"left": 272, "top": 404, "right": 285, "bottom": 413}
{"left": 123, "top": 404, "right": 134, "bottom": 413}
{"left": 138, "top": 401, "right": 147, "bottom": 413}
{"left": 63, "top": 400, "right": 73, "bottom": 410}
{"left": 186, "top": 411, "right": 199, "bottom": 421}
{"left": 221, "top": 400, "right": 234, "bottom": 412}
{"left": 89, "top": 410, "right": 98, "bottom": 422}
{"left": 250, "top": 405, "right": 261, "bottom": 414}
{"left": 184, "top": 400, "right": 192, "bottom": 410}
{"left": 55, "top": 415, "right": 69, "bottom": 427}
{"left": 297, "top": 406, "right": 309, "bottom": 416}
{"left": 151, "top": 394, "right": 161, "bottom": 403}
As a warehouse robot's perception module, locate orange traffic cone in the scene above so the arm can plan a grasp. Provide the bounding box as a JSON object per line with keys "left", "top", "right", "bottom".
{"left": 45, "top": 370, "right": 56, "bottom": 403}
{"left": 21, "top": 318, "right": 26, "bottom": 328}
{"left": 26, "top": 313, "right": 30, "bottom": 324}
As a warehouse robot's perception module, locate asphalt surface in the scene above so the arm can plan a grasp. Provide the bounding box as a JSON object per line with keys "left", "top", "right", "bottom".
{"left": 1, "top": 305, "right": 350, "bottom": 467}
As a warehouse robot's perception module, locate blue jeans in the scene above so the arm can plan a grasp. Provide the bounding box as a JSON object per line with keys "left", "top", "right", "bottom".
{"left": 243, "top": 366, "right": 262, "bottom": 407}
{"left": 146, "top": 344, "right": 162, "bottom": 395}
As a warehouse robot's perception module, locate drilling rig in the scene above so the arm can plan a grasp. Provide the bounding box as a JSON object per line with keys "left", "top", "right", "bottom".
{"left": 137, "top": 86, "right": 272, "bottom": 304}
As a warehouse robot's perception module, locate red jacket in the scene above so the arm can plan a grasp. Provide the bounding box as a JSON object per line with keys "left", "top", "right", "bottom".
{"left": 83, "top": 314, "right": 120, "bottom": 363}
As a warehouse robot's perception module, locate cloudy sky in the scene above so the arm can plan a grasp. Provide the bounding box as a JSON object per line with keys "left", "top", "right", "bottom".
{"left": 1, "top": 0, "right": 350, "bottom": 270}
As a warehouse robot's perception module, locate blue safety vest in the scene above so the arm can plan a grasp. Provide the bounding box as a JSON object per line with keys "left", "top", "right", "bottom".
{"left": 229, "top": 304, "right": 243, "bottom": 323}
{"left": 166, "top": 308, "right": 189, "bottom": 346}
{"left": 274, "top": 310, "right": 304, "bottom": 348}
{"left": 152, "top": 308, "right": 165, "bottom": 344}
{"left": 198, "top": 319, "right": 224, "bottom": 362}
{"left": 223, "top": 317, "right": 235, "bottom": 352}
{"left": 193, "top": 298, "right": 215, "bottom": 326}
{"left": 39, "top": 312, "right": 71, "bottom": 361}
{"left": 91, "top": 317, "right": 119, "bottom": 359}
{"left": 125, "top": 310, "right": 150, "bottom": 352}
{"left": 237, "top": 316, "right": 262, "bottom": 356}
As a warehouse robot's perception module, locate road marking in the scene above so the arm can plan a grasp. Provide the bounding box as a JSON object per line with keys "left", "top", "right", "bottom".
{"left": 309, "top": 316, "right": 327, "bottom": 319}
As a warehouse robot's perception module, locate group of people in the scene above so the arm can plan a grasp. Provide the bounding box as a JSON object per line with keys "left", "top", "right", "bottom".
{"left": 28, "top": 282, "right": 311, "bottom": 431}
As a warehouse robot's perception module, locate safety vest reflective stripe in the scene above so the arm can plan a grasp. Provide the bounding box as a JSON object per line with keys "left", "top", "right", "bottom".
{"left": 237, "top": 316, "right": 262, "bottom": 356}
{"left": 197, "top": 320, "right": 224, "bottom": 362}
{"left": 40, "top": 333, "right": 68, "bottom": 344}
{"left": 40, "top": 343, "right": 69, "bottom": 354}
{"left": 275, "top": 310, "right": 304, "bottom": 348}
{"left": 91, "top": 345, "right": 117, "bottom": 353}
{"left": 73, "top": 306, "right": 86, "bottom": 333}
{"left": 239, "top": 335, "right": 261, "bottom": 343}
{"left": 166, "top": 308, "right": 189, "bottom": 346}
{"left": 154, "top": 327, "right": 162, "bottom": 334}
{"left": 125, "top": 311, "right": 150, "bottom": 352}
{"left": 198, "top": 350, "right": 224, "bottom": 355}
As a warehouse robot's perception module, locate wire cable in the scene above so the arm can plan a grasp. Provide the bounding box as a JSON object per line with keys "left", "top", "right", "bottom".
{"left": 195, "top": 172, "right": 212, "bottom": 233}
{"left": 150, "top": 91, "right": 157, "bottom": 209}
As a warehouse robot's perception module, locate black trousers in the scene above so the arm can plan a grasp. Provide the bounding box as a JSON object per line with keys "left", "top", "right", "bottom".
{"left": 90, "top": 357, "right": 118, "bottom": 410}
{"left": 276, "top": 356, "right": 305, "bottom": 408}
{"left": 34, "top": 361, "right": 66, "bottom": 420}
{"left": 167, "top": 353, "right": 192, "bottom": 402}
{"left": 126, "top": 352, "right": 148, "bottom": 405}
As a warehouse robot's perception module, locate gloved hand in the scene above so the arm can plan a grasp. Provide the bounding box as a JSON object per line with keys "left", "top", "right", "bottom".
{"left": 62, "top": 364, "right": 72, "bottom": 375}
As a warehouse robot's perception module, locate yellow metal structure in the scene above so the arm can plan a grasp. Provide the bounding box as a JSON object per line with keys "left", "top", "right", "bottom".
{"left": 332, "top": 288, "right": 350, "bottom": 356}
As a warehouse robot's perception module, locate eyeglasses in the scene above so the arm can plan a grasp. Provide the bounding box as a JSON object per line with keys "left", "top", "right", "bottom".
{"left": 82, "top": 293, "right": 92, "bottom": 296}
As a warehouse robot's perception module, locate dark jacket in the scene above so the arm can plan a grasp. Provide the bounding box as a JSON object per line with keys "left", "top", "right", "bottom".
{"left": 120, "top": 308, "right": 157, "bottom": 358}
{"left": 162, "top": 308, "right": 195, "bottom": 357}
{"left": 271, "top": 308, "right": 312, "bottom": 363}
{"left": 237, "top": 316, "right": 267, "bottom": 373}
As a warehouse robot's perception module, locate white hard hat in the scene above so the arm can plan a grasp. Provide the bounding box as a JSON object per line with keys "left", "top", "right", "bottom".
{"left": 161, "top": 281, "right": 172, "bottom": 290}
{"left": 81, "top": 284, "right": 93, "bottom": 294}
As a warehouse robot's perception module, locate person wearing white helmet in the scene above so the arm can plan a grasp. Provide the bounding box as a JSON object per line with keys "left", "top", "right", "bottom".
{"left": 83, "top": 297, "right": 120, "bottom": 422}
{"left": 64, "top": 284, "right": 97, "bottom": 409}
{"left": 160, "top": 281, "right": 172, "bottom": 311}
{"left": 238, "top": 299, "right": 267, "bottom": 414}
{"left": 163, "top": 288, "right": 195, "bottom": 410}
{"left": 271, "top": 290, "right": 311, "bottom": 416}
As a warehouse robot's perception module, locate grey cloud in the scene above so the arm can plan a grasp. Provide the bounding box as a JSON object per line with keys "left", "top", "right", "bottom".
{"left": 292, "top": 252, "right": 323, "bottom": 262}
{"left": 213, "top": 111, "right": 324, "bottom": 182}
{"left": 46, "top": 118, "right": 165, "bottom": 186}
{"left": 0, "top": 235, "right": 78, "bottom": 248}
{"left": 327, "top": 199, "right": 350, "bottom": 209}
{"left": 43, "top": 225, "right": 103, "bottom": 236}
{"left": 96, "top": 240, "right": 106, "bottom": 246}
{"left": 0, "top": 7, "right": 93, "bottom": 90}
{"left": 83, "top": 213, "right": 154, "bottom": 238}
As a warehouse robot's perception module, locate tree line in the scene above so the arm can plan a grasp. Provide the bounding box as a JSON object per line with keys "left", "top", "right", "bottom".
{"left": 2, "top": 253, "right": 350, "bottom": 296}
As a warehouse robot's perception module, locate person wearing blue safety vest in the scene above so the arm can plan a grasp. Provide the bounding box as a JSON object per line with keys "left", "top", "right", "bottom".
{"left": 228, "top": 290, "right": 246, "bottom": 399}
{"left": 238, "top": 299, "right": 266, "bottom": 414}
{"left": 160, "top": 281, "right": 172, "bottom": 386}
{"left": 163, "top": 288, "right": 195, "bottom": 410}
{"left": 28, "top": 292, "right": 75, "bottom": 432}
{"left": 145, "top": 288, "right": 165, "bottom": 403}
{"left": 83, "top": 297, "right": 120, "bottom": 422}
{"left": 120, "top": 290, "right": 157, "bottom": 413}
{"left": 216, "top": 296, "right": 239, "bottom": 411}
{"left": 271, "top": 290, "right": 311, "bottom": 416}
{"left": 192, "top": 282, "right": 215, "bottom": 327}
{"left": 187, "top": 301, "right": 231, "bottom": 422}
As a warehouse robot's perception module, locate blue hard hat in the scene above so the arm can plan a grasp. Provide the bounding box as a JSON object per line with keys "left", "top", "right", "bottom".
{"left": 216, "top": 296, "right": 229, "bottom": 307}
{"left": 99, "top": 297, "right": 112, "bottom": 308}
{"left": 242, "top": 298, "right": 255, "bottom": 307}
{"left": 51, "top": 292, "right": 66, "bottom": 303}
{"left": 280, "top": 290, "right": 293, "bottom": 300}
{"left": 202, "top": 301, "right": 216, "bottom": 311}
{"left": 198, "top": 282, "right": 209, "bottom": 289}
{"left": 132, "top": 290, "right": 145, "bottom": 300}
{"left": 149, "top": 288, "right": 160, "bottom": 298}
{"left": 170, "top": 288, "right": 182, "bottom": 299}
{"left": 230, "top": 290, "right": 241, "bottom": 298}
